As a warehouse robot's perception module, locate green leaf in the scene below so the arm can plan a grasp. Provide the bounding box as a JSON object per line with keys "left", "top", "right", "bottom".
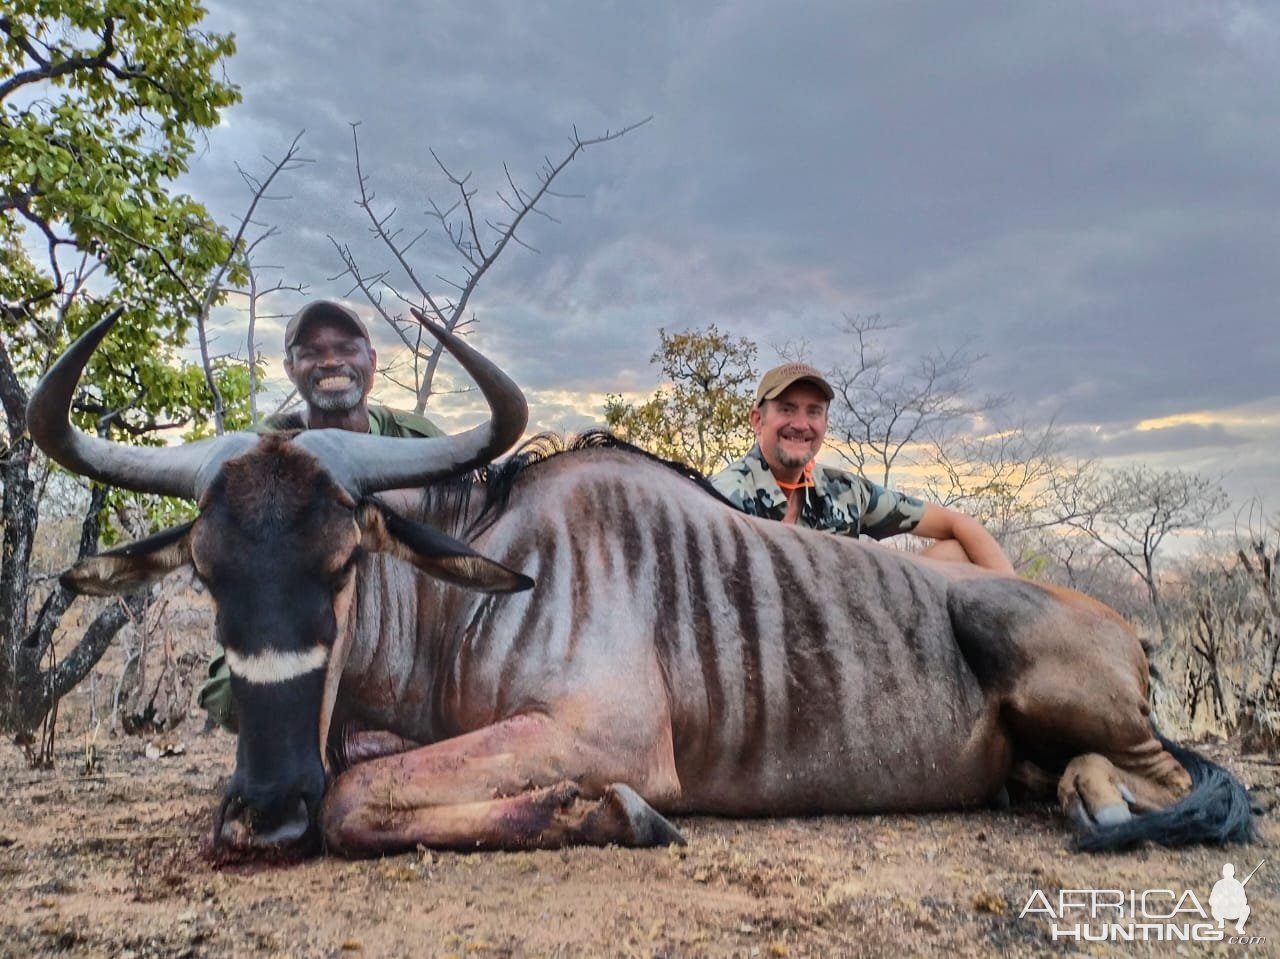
{"left": 2, "top": 0, "right": 249, "bottom": 535}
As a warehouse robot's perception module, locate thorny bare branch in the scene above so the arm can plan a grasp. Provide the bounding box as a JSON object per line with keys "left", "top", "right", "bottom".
{"left": 195, "top": 130, "right": 312, "bottom": 433}
{"left": 330, "top": 116, "right": 651, "bottom": 414}
{"left": 826, "top": 313, "right": 1006, "bottom": 488}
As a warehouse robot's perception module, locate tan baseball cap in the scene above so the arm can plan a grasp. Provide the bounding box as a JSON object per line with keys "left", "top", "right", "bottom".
{"left": 754, "top": 362, "right": 834, "bottom": 406}
{"left": 283, "top": 300, "right": 371, "bottom": 351}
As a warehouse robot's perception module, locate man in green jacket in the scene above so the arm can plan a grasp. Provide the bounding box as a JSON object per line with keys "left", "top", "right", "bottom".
{"left": 197, "top": 300, "right": 442, "bottom": 732}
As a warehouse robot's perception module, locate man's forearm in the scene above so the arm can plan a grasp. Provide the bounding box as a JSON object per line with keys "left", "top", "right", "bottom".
{"left": 953, "top": 518, "right": 1015, "bottom": 575}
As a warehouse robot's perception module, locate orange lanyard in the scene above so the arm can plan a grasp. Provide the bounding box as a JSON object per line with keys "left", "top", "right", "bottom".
{"left": 775, "top": 461, "right": 815, "bottom": 492}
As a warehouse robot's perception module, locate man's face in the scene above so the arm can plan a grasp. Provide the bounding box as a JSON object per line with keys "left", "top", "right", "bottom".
{"left": 750, "top": 380, "right": 829, "bottom": 473}
{"left": 283, "top": 319, "right": 377, "bottom": 413}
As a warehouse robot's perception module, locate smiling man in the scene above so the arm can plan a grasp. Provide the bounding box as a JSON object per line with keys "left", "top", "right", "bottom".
{"left": 198, "top": 300, "right": 443, "bottom": 732}
{"left": 711, "top": 363, "right": 1014, "bottom": 574}
{"left": 266, "top": 300, "right": 444, "bottom": 438}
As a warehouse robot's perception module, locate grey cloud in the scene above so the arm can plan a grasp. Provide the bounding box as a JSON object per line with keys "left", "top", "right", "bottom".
{"left": 175, "top": 0, "right": 1280, "bottom": 505}
{"left": 1069, "top": 422, "right": 1248, "bottom": 457}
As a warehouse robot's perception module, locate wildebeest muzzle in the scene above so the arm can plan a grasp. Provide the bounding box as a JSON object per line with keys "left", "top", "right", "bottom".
{"left": 213, "top": 668, "right": 329, "bottom": 852}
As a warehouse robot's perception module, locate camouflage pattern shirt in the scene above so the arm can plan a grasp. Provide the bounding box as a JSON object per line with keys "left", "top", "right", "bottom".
{"left": 710, "top": 444, "right": 926, "bottom": 539}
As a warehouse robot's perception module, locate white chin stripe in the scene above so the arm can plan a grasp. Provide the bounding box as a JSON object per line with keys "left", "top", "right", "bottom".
{"left": 225, "top": 646, "right": 329, "bottom": 685}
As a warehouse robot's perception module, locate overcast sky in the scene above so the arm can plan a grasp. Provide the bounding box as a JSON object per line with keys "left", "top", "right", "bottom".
{"left": 184, "top": 0, "right": 1279, "bottom": 510}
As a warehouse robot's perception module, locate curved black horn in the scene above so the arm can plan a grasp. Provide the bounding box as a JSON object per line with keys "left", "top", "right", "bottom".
{"left": 26, "top": 310, "right": 256, "bottom": 500}
{"left": 294, "top": 310, "right": 529, "bottom": 494}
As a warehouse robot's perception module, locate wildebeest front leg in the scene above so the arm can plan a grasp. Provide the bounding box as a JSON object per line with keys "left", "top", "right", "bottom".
{"left": 325, "top": 780, "right": 682, "bottom": 855}
{"left": 337, "top": 729, "right": 421, "bottom": 766}
{"left": 319, "top": 714, "right": 684, "bottom": 855}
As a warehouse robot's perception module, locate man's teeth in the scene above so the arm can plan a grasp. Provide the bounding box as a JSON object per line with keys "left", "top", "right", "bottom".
{"left": 317, "top": 376, "right": 352, "bottom": 390}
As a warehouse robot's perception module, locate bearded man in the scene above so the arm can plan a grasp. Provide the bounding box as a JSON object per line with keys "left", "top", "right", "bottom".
{"left": 711, "top": 363, "right": 1013, "bottom": 574}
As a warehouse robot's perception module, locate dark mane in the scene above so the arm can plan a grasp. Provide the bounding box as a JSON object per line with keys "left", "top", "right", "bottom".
{"left": 450, "top": 429, "right": 732, "bottom": 538}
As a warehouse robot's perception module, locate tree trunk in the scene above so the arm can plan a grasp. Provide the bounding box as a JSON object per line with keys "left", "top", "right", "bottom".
{"left": 0, "top": 329, "right": 38, "bottom": 732}
{"left": 0, "top": 433, "right": 38, "bottom": 731}
{"left": 0, "top": 393, "right": 140, "bottom": 736}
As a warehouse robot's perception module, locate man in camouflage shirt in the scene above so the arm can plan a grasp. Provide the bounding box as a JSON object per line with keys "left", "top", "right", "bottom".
{"left": 198, "top": 300, "right": 444, "bottom": 732}
{"left": 711, "top": 363, "right": 1014, "bottom": 573}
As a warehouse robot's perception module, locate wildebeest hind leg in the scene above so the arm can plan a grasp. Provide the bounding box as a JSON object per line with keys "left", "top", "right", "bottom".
{"left": 975, "top": 583, "right": 1254, "bottom": 849}
{"left": 1005, "top": 668, "right": 1192, "bottom": 834}
{"left": 952, "top": 578, "right": 1195, "bottom": 836}
{"left": 1057, "top": 750, "right": 1188, "bottom": 830}
{"left": 995, "top": 609, "right": 1193, "bottom": 836}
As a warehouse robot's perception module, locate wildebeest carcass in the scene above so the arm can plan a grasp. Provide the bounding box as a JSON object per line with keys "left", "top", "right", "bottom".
{"left": 28, "top": 312, "right": 1253, "bottom": 857}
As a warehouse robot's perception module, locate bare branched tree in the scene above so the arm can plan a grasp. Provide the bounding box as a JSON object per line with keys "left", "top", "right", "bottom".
{"left": 1051, "top": 465, "right": 1229, "bottom": 651}
{"left": 328, "top": 118, "right": 651, "bottom": 414}
{"left": 924, "top": 420, "right": 1063, "bottom": 529}
{"left": 195, "top": 132, "right": 313, "bottom": 429}
{"left": 920, "top": 419, "right": 1095, "bottom": 571}
{"left": 1231, "top": 504, "right": 1280, "bottom": 744}
{"left": 824, "top": 314, "right": 1005, "bottom": 488}
{"left": 1032, "top": 533, "right": 1148, "bottom": 615}
{"left": 1180, "top": 560, "right": 1241, "bottom": 725}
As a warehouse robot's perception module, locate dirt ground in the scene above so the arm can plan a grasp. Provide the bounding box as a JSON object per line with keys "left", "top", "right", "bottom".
{"left": 1, "top": 701, "right": 1276, "bottom": 959}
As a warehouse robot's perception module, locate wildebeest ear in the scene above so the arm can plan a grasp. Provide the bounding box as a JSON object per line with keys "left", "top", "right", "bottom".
{"left": 61, "top": 521, "right": 195, "bottom": 596}
{"left": 358, "top": 500, "right": 533, "bottom": 594}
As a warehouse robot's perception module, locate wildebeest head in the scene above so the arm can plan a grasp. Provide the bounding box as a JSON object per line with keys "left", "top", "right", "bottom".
{"left": 27, "top": 310, "right": 533, "bottom": 852}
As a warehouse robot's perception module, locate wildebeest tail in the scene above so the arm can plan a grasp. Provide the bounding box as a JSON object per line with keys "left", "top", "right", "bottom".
{"left": 1073, "top": 733, "right": 1256, "bottom": 852}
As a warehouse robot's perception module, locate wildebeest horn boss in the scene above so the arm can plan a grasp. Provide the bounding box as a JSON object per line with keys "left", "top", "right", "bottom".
{"left": 30, "top": 312, "right": 1253, "bottom": 856}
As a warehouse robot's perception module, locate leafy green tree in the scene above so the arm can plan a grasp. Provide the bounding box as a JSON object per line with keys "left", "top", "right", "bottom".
{"left": 0, "top": 1, "right": 243, "bottom": 744}
{"left": 605, "top": 326, "right": 757, "bottom": 475}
